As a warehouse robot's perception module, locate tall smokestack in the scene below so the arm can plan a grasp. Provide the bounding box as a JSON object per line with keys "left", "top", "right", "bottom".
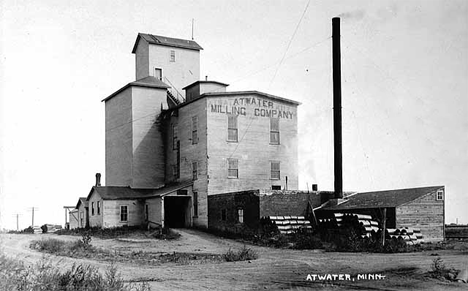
{"left": 95, "top": 173, "right": 101, "bottom": 187}
{"left": 332, "top": 17, "right": 343, "bottom": 199}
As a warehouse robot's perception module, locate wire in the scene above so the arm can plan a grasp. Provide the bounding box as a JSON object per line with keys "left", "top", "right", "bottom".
{"left": 268, "top": 0, "right": 311, "bottom": 89}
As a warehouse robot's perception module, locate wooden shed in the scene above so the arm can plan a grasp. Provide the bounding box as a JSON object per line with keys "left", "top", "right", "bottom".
{"left": 319, "top": 186, "right": 445, "bottom": 242}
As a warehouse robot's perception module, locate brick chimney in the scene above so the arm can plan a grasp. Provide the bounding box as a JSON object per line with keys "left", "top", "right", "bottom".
{"left": 95, "top": 173, "right": 101, "bottom": 187}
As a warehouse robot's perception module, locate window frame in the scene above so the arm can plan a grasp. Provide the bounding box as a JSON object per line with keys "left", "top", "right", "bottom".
{"left": 192, "top": 116, "right": 198, "bottom": 144}
{"left": 270, "top": 118, "right": 280, "bottom": 145}
{"left": 436, "top": 190, "right": 444, "bottom": 201}
{"left": 227, "top": 158, "right": 238, "bottom": 178}
{"left": 91, "top": 202, "right": 95, "bottom": 216}
{"left": 227, "top": 115, "right": 238, "bottom": 142}
{"left": 237, "top": 208, "right": 244, "bottom": 224}
{"left": 271, "top": 161, "right": 280, "bottom": 180}
{"left": 170, "top": 50, "right": 176, "bottom": 62}
{"left": 120, "top": 205, "right": 128, "bottom": 222}
{"left": 172, "top": 124, "right": 178, "bottom": 150}
{"left": 192, "top": 161, "right": 198, "bottom": 181}
{"left": 97, "top": 201, "right": 101, "bottom": 215}
{"left": 193, "top": 191, "right": 198, "bottom": 217}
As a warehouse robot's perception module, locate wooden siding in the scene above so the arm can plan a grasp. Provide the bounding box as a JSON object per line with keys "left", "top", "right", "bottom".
{"left": 207, "top": 94, "right": 299, "bottom": 195}
{"left": 147, "top": 44, "right": 200, "bottom": 95}
{"left": 87, "top": 190, "right": 104, "bottom": 228}
{"left": 396, "top": 189, "right": 445, "bottom": 242}
{"left": 132, "top": 86, "right": 167, "bottom": 188}
{"left": 146, "top": 197, "right": 163, "bottom": 228}
{"left": 135, "top": 38, "right": 149, "bottom": 80}
{"left": 102, "top": 199, "right": 145, "bottom": 228}
{"left": 105, "top": 87, "right": 133, "bottom": 186}
{"left": 69, "top": 210, "right": 79, "bottom": 229}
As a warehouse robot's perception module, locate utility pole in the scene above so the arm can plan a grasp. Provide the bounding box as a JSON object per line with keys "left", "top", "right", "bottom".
{"left": 28, "top": 207, "right": 38, "bottom": 227}
{"left": 17, "top": 214, "right": 19, "bottom": 231}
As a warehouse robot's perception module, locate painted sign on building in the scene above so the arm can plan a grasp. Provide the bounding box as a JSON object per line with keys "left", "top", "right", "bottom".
{"left": 208, "top": 97, "right": 295, "bottom": 119}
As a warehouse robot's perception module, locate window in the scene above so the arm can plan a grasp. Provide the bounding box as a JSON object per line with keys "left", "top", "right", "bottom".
{"left": 97, "top": 201, "right": 101, "bottom": 215}
{"left": 120, "top": 206, "right": 128, "bottom": 222}
{"left": 227, "top": 115, "right": 238, "bottom": 142}
{"left": 193, "top": 192, "right": 198, "bottom": 217}
{"left": 270, "top": 118, "right": 280, "bottom": 144}
{"left": 228, "top": 158, "right": 238, "bottom": 178}
{"left": 271, "top": 161, "right": 280, "bottom": 180}
{"left": 176, "top": 140, "right": 180, "bottom": 178}
{"left": 91, "top": 202, "right": 95, "bottom": 215}
{"left": 192, "top": 116, "right": 198, "bottom": 144}
{"left": 172, "top": 165, "right": 178, "bottom": 179}
{"left": 192, "top": 161, "right": 198, "bottom": 180}
{"left": 170, "top": 50, "right": 176, "bottom": 62}
{"left": 238, "top": 208, "right": 244, "bottom": 223}
{"left": 145, "top": 204, "right": 149, "bottom": 221}
{"left": 221, "top": 209, "right": 227, "bottom": 221}
{"left": 272, "top": 185, "right": 281, "bottom": 190}
{"left": 172, "top": 124, "right": 178, "bottom": 150}
{"left": 437, "top": 190, "right": 444, "bottom": 201}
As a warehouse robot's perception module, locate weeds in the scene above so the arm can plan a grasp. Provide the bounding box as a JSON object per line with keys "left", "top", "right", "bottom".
{"left": 223, "top": 245, "right": 258, "bottom": 262}
{"left": 0, "top": 251, "right": 150, "bottom": 290}
{"left": 428, "top": 257, "right": 459, "bottom": 280}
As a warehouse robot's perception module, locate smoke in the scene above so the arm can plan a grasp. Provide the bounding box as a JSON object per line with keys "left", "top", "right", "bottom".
{"left": 338, "top": 10, "right": 366, "bottom": 21}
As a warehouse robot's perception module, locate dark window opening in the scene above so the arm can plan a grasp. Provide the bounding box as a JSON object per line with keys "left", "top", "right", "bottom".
{"left": 221, "top": 209, "right": 227, "bottom": 221}
{"left": 272, "top": 185, "right": 281, "bottom": 190}
{"left": 120, "top": 206, "right": 128, "bottom": 222}
{"left": 193, "top": 192, "right": 198, "bottom": 217}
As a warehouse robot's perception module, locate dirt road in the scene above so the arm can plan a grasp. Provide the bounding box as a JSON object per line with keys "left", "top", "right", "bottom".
{"left": 2, "top": 230, "right": 467, "bottom": 290}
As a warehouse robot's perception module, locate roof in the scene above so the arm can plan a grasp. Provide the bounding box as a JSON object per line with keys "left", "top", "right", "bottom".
{"left": 132, "top": 33, "right": 203, "bottom": 53}
{"left": 182, "top": 80, "right": 229, "bottom": 90}
{"left": 87, "top": 181, "right": 193, "bottom": 201}
{"left": 76, "top": 197, "right": 88, "bottom": 209}
{"left": 323, "top": 186, "right": 444, "bottom": 210}
{"left": 102, "top": 76, "right": 170, "bottom": 102}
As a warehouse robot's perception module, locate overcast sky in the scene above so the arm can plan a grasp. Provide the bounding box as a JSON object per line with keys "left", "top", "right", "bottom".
{"left": 1, "top": 0, "right": 467, "bottom": 229}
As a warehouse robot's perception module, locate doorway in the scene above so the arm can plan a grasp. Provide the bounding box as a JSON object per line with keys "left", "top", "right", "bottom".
{"left": 164, "top": 196, "right": 191, "bottom": 228}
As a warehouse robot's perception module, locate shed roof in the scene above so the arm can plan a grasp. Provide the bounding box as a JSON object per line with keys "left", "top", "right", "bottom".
{"left": 102, "top": 76, "right": 170, "bottom": 102}
{"left": 76, "top": 197, "right": 88, "bottom": 209}
{"left": 323, "top": 186, "right": 444, "bottom": 210}
{"left": 87, "top": 181, "right": 193, "bottom": 201}
{"left": 132, "top": 33, "right": 203, "bottom": 53}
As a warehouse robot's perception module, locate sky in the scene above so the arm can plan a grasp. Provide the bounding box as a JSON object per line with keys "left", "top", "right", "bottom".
{"left": 1, "top": 0, "right": 467, "bottom": 230}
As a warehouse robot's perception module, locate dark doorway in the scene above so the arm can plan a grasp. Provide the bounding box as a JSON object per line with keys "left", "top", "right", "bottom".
{"left": 164, "top": 196, "right": 190, "bottom": 228}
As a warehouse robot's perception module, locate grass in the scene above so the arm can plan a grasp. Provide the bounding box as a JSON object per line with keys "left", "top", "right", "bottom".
{"left": 428, "top": 257, "right": 460, "bottom": 281}
{"left": 30, "top": 237, "right": 257, "bottom": 265}
{"left": 0, "top": 250, "right": 150, "bottom": 291}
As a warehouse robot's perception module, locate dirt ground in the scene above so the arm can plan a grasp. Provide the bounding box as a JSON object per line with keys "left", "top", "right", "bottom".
{"left": 2, "top": 229, "right": 468, "bottom": 290}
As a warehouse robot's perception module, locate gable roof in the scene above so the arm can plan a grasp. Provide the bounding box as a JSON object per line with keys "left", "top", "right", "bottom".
{"left": 87, "top": 181, "right": 193, "bottom": 201}
{"left": 323, "top": 186, "right": 444, "bottom": 210}
{"left": 182, "top": 80, "right": 229, "bottom": 90}
{"left": 102, "top": 76, "right": 170, "bottom": 102}
{"left": 76, "top": 197, "right": 88, "bottom": 209}
{"left": 132, "top": 33, "right": 203, "bottom": 53}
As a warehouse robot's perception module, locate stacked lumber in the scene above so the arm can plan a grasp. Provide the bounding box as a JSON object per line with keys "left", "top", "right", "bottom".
{"left": 267, "top": 215, "right": 313, "bottom": 234}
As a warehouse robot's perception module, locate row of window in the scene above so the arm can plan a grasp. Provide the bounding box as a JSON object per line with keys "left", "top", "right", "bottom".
{"left": 228, "top": 115, "right": 280, "bottom": 145}
{"left": 91, "top": 201, "right": 101, "bottom": 216}
{"left": 172, "top": 115, "right": 280, "bottom": 149}
{"left": 172, "top": 160, "right": 281, "bottom": 180}
{"left": 228, "top": 159, "right": 280, "bottom": 180}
